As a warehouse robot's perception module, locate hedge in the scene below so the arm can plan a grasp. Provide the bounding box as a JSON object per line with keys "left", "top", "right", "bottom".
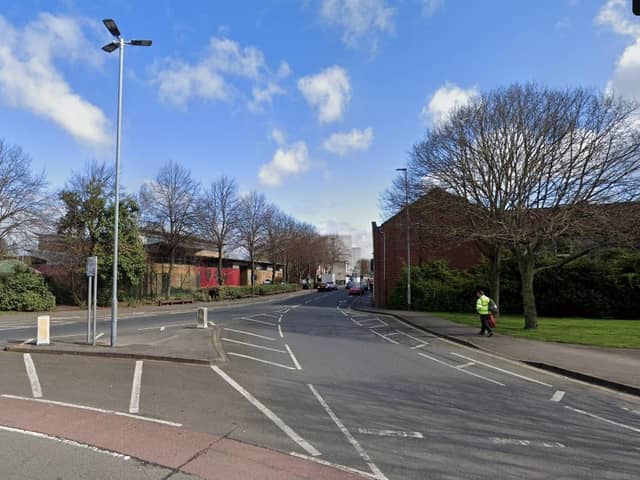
{"left": 0, "top": 265, "right": 56, "bottom": 312}
{"left": 390, "top": 249, "right": 640, "bottom": 319}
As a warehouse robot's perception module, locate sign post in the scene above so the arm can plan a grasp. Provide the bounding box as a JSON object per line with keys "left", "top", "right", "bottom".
{"left": 86, "top": 257, "right": 98, "bottom": 345}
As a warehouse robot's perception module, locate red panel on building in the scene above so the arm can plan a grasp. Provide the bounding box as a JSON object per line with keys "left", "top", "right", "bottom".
{"left": 199, "top": 267, "right": 240, "bottom": 287}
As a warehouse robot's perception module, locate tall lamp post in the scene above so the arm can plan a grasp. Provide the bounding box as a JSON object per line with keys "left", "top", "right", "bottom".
{"left": 101, "top": 19, "right": 152, "bottom": 346}
{"left": 396, "top": 167, "right": 411, "bottom": 310}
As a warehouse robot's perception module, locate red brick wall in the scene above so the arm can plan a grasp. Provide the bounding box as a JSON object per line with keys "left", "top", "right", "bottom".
{"left": 373, "top": 191, "right": 484, "bottom": 307}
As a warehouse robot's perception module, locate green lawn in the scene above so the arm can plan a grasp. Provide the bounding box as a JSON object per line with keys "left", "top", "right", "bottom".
{"left": 433, "top": 312, "right": 640, "bottom": 349}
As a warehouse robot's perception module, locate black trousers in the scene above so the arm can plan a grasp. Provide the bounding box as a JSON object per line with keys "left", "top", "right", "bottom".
{"left": 480, "top": 314, "right": 492, "bottom": 334}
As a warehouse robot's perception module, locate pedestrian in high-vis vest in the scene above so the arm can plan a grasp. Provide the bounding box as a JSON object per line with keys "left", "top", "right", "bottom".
{"left": 476, "top": 289, "right": 493, "bottom": 336}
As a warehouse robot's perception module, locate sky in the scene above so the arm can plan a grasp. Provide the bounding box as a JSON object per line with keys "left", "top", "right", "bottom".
{"left": 0, "top": 0, "right": 637, "bottom": 257}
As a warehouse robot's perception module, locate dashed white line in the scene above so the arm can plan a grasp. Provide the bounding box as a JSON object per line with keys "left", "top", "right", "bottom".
{"left": 449, "top": 352, "right": 552, "bottom": 387}
{"left": 285, "top": 344, "right": 302, "bottom": 370}
{"left": 225, "top": 328, "right": 276, "bottom": 341}
{"left": 564, "top": 406, "right": 640, "bottom": 434}
{"left": 370, "top": 329, "right": 399, "bottom": 344}
{"left": 350, "top": 318, "right": 362, "bottom": 326}
{"left": 95, "top": 332, "right": 104, "bottom": 341}
{"left": 278, "top": 324, "right": 284, "bottom": 338}
{"left": 0, "top": 425, "right": 131, "bottom": 460}
{"left": 211, "top": 366, "right": 320, "bottom": 457}
{"left": 357, "top": 428, "right": 424, "bottom": 439}
{"left": 550, "top": 390, "right": 565, "bottom": 402}
{"left": 23, "top": 354, "right": 42, "bottom": 398}
{"left": 410, "top": 344, "right": 427, "bottom": 350}
{"left": 491, "top": 437, "right": 565, "bottom": 448}
{"left": 396, "top": 331, "right": 429, "bottom": 345}
{"left": 1, "top": 394, "right": 181, "bottom": 427}
{"left": 417, "top": 352, "right": 505, "bottom": 386}
{"left": 223, "top": 338, "right": 286, "bottom": 353}
{"left": 128, "top": 361, "right": 143, "bottom": 414}
{"left": 137, "top": 322, "right": 192, "bottom": 331}
{"left": 227, "top": 352, "right": 296, "bottom": 370}
{"left": 308, "top": 384, "right": 388, "bottom": 480}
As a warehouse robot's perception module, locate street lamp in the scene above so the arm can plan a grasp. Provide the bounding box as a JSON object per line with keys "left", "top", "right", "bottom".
{"left": 396, "top": 167, "right": 411, "bottom": 310}
{"left": 102, "top": 19, "right": 152, "bottom": 347}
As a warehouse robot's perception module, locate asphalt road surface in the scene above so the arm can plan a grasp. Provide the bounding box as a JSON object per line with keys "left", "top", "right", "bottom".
{"left": 1, "top": 290, "right": 639, "bottom": 479}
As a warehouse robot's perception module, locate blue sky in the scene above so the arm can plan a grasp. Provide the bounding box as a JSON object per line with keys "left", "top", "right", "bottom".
{"left": 0, "top": 0, "right": 637, "bottom": 255}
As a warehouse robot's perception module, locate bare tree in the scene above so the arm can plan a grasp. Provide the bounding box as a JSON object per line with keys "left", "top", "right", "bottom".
{"left": 411, "top": 83, "right": 640, "bottom": 329}
{"left": 237, "top": 191, "right": 268, "bottom": 289}
{"left": 197, "top": 176, "right": 239, "bottom": 286}
{"left": 139, "top": 161, "right": 200, "bottom": 296}
{"left": 0, "top": 141, "right": 48, "bottom": 257}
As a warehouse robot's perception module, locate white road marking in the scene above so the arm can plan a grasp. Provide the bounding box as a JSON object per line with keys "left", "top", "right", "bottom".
{"left": 357, "top": 428, "right": 424, "bottom": 439}
{"left": 397, "top": 331, "right": 429, "bottom": 345}
{"left": 358, "top": 318, "right": 382, "bottom": 324}
{"left": 1, "top": 394, "right": 181, "bottom": 427}
{"left": 137, "top": 322, "right": 192, "bottom": 331}
{"left": 278, "top": 315, "right": 283, "bottom": 324}
{"left": 621, "top": 406, "right": 640, "bottom": 415}
{"left": 417, "top": 352, "right": 505, "bottom": 386}
{"left": 370, "top": 329, "right": 399, "bottom": 344}
{"left": 564, "top": 406, "right": 640, "bottom": 434}
{"left": 223, "top": 338, "right": 286, "bottom": 353}
{"left": 350, "top": 318, "right": 362, "bottom": 326}
{"left": 455, "top": 362, "right": 476, "bottom": 369}
{"left": 211, "top": 366, "right": 320, "bottom": 456}
{"left": 550, "top": 390, "right": 565, "bottom": 402}
{"left": 449, "top": 352, "right": 552, "bottom": 387}
{"left": 278, "top": 324, "right": 284, "bottom": 338}
{"left": 95, "top": 332, "right": 104, "bottom": 341}
{"left": 160, "top": 326, "right": 165, "bottom": 331}
{"left": 227, "top": 352, "right": 296, "bottom": 370}
{"left": 225, "top": 328, "right": 276, "bottom": 341}
{"left": 254, "top": 313, "right": 279, "bottom": 319}
{"left": 208, "top": 320, "right": 216, "bottom": 326}
{"left": 308, "top": 384, "right": 388, "bottom": 480}
{"left": 240, "top": 317, "right": 276, "bottom": 327}
{"left": 0, "top": 425, "right": 131, "bottom": 460}
{"left": 290, "top": 452, "right": 379, "bottom": 480}
{"left": 23, "top": 354, "right": 42, "bottom": 398}
{"left": 285, "top": 344, "right": 302, "bottom": 370}
{"left": 128, "top": 361, "right": 143, "bottom": 414}
{"left": 23, "top": 338, "right": 34, "bottom": 345}
{"left": 382, "top": 332, "right": 400, "bottom": 337}
{"left": 410, "top": 344, "right": 427, "bottom": 350}
{"left": 491, "top": 437, "right": 565, "bottom": 448}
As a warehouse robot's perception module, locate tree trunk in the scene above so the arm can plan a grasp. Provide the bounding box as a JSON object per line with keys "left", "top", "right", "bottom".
{"left": 217, "top": 247, "right": 224, "bottom": 286}
{"left": 489, "top": 246, "right": 502, "bottom": 313}
{"left": 517, "top": 253, "right": 538, "bottom": 329}
{"left": 167, "top": 248, "right": 175, "bottom": 298}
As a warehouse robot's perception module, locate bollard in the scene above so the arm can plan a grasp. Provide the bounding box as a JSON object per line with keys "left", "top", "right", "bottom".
{"left": 197, "top": 307, "right": 208, "bottom": 329}
{"left": 36, "top": 315, "right": 50, "bottom": 345}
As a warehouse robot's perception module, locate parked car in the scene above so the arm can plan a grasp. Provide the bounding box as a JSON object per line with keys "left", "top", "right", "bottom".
{"left": 348, "top": 282, "right": 363, "bottom": 295}
{"left": 325, "top": 281, "right": 337, "bottom": 290}
{"left": 317, "top": 282, "right": 328, "bottom": 291}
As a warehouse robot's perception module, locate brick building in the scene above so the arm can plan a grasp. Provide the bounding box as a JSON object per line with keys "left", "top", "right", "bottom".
{"left": 371, "top": 189, "right": 484, "bottom": 307}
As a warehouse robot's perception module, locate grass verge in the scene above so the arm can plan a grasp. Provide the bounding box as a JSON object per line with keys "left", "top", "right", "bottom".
{"left": 433, "top": 312, "right": 640, "bottom": 348}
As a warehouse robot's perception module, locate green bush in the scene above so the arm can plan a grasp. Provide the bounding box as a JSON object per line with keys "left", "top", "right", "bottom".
{"left": 390, "top": 249, "right": 640, "bottom": 319}
{"left": 0, "top": 266, "right": 56, "bottom": 312}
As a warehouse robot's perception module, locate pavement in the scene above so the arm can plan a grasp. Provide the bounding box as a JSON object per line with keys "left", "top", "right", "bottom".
{"left": 0, "top": 290, "right": 638, "bottom": 479}
{"left": 353, "top": 303, "right": 640, "bottom": 395}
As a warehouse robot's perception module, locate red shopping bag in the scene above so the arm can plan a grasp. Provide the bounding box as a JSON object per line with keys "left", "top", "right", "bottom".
{"left": 488, "top": 313, "right": 496, "bottom": 328}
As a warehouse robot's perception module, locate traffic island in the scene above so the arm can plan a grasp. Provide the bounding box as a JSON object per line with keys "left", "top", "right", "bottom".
{"left": 4, "top": 325, "right": 226, "bottom": 365}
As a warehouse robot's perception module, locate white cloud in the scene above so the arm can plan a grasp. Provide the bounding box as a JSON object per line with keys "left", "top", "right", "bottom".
{"left": 152, "top": 35, "right": 287, "bottom": 111}
{"left": 298, "top": 66, "right": 351, "bottom": 124}
{"left": 277, "top": 61, "right": 292, "bottom": 79}
{"left": 421, "top": 82, "right": 478, "bottom": 125}
{"left": 0, "top": 13, "right": 110, "bottom": 147}
{"left": 319, "top": 0, "right": 395, "bottom": 51}
{"left": 420, "top": 0, "right": 444, "bottom": 16}
{"left": 323, "top": 127, "right": 373, "bottom": 155}
{"left": 596, "top": 0, "right": 640, "bottom": 99}
{"left": 259, "top": 140, "right": 310, "bottom": 187}
{"left": 271, "top": 128, "right": 286, "bottom": 145}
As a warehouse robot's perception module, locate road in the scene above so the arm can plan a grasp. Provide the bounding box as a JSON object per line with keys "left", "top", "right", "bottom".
{"left": 1, "top": 290, "right": 639, "bottom": 479}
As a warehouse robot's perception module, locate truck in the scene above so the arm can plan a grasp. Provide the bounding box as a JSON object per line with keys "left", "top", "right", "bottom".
{"left": 317, "top": 273, "right": 337, "bottom": 291}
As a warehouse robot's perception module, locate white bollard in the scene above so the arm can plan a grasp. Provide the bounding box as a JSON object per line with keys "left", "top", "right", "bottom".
{"left": 36, "top": 315, "right": 50, "bottom": 345}
{"left": 197, "top": 307, "right": 208, "bottom": 329}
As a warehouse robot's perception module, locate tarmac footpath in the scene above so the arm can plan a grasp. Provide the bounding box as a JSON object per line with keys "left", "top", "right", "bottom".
{"left": 0, "top": 395, "right": 364, "bottom": 480}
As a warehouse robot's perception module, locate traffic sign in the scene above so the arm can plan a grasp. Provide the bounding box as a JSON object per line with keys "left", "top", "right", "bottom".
{"left": 86, "top": 256, "right": 98, "bottom": 277}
